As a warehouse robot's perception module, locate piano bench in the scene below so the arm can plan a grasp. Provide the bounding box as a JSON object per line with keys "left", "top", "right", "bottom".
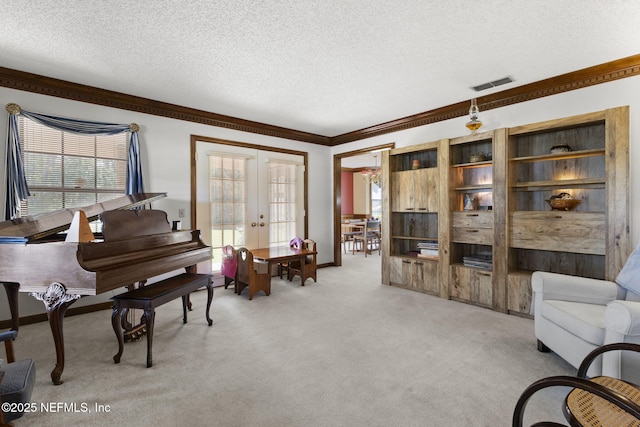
{"left": 111, "top": 272, "right": 213, "bottom": 368}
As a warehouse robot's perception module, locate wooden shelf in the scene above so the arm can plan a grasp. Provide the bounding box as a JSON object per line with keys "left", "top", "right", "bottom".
{"left": 451, "top": 160, "right": 492, "bottom": 169}
{"left": 511, "top": 148, "right": 605, "bottom": 163}
{"left": 391, "top": 235, "right": 436, "bottom": 241}
{"left": 512, "top": 177, "right": 605, "bottom": 191}
{"left": 454, "top": 184, "right": 493, "bottom": 192}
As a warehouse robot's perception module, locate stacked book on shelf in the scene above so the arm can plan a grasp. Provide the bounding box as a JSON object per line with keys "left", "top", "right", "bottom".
{"left": 417, "top": 241, "right": 438, "bottom": 260}
{"left": 462, "top": 254, "right": 492, "bottom": 270}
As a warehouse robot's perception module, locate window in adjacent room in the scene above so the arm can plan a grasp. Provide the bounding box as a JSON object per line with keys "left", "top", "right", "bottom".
{"left": 371, "top": 182, "right": 382, "bottom": 221}
{"left": 18, "top": 116, "right": 128, "bottom": 230}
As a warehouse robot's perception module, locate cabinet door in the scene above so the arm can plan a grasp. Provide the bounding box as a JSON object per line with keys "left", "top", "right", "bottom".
{"left": 389, "top": 256, "right": 413, "bottom": 287}
{"left": 507, "top": 273, "right": 532, "bottom": 315}
{"left": 391, "top": 169, "right": 438, "bottom": 212}
{"left": 391, "top": 171, "right": 415, "bottom": 211}
{"left": 450, "top": 265, "right": 492, "bottom": 307}
{"left": 414, "top": 259, "right": 439, "bottom": 294}
{"left": 414, "top": 168, "right": 439, "bottom": 212}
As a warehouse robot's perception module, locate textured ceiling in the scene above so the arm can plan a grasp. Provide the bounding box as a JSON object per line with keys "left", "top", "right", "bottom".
{"left": 1, "top": 1, "right": 640, "bottom": 137}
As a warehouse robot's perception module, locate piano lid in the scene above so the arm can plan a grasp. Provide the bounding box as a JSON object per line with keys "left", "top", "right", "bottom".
{"left": 0, "top": 192, "right": 167, "bottom": 241}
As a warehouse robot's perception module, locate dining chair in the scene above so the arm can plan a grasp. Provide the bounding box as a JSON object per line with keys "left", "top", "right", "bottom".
{"left": 353, "top": 220, "right": 381, "bottom": 257}
{"left": 342, "top": 220, "right": 363, "bottom": 254}
{"left": 0, "top": 282, "right": 36, "bottom": 426}
{"left": 235, "top": 248, "right": 271, "bottom": 300}
{"left": 287, "top": 239, "right": 317, "bottom": 285}
{"left": 513, "top": 342, "right": 640, "bottom": 426}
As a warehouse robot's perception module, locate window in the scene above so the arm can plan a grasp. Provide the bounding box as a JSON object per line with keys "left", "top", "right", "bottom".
{"left": 208, "top": 155, "right": 247, "bottom": 271}
{"left": 268, "top": 161, "right": 298, "bottom": 247}
{"left": 371, "top": 182, "right": 382, "bottom": 220}
{"left": 18, "top": 116, "right": 128, "bottom": 225}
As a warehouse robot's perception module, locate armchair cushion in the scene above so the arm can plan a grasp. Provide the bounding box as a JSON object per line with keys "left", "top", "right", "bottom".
{"left": 542, "top": 300, "right": 607, "bottom": 345}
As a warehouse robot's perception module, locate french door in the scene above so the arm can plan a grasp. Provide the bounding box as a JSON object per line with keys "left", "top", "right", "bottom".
{"left": 194, "top": 140, "right": 305, "bottom": 271}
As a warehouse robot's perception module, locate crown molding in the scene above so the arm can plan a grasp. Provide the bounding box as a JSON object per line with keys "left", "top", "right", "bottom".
{"left": 1, "top": 54, "right": 639, "bottom": 147}
{"left": 329, "top": 54, "right": 640, "bottom": 145}
{"left": 0, "top": 67, "right": 332, "bottom": 146}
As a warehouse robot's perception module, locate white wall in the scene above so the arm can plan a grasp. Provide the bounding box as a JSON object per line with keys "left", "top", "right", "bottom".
{"left": 332, "top": 75, "right": 640, "bottom": 246}
{"left": 0, "top": 87, "right": 332, "bottom": 317}
{"left": 352, "top": 173, "right": 370, "bottom": 215}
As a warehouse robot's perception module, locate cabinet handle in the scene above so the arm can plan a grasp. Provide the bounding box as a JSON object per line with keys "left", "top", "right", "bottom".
{"left": 478, "top": 272, "right": 491, "bottom": 276}
{"left": 418, "top": 207, "right": 427, "bottom": 211}
{"left": 466, "top": 229, "right": 480, "bottom": 233}
{"left": 465, "top": 213, "right": 479, "bottom": 217}
{"left": 402, "top": 260, "right": 411, "bottom": 264}
{"left": 546, "top": 215, "right": 563, "bottom": 219}
{"left": 405, "top": 207, "right": 415, "bottom": 210}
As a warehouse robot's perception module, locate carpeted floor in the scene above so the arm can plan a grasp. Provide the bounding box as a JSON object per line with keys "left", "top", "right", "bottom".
{"left": 11, "top": 253, "right": 574, "bottom": 426}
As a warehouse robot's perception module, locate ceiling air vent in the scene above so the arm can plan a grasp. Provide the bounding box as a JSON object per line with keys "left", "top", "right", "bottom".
{"left": 471, "top": 76, "right": 514, "bottom": 92}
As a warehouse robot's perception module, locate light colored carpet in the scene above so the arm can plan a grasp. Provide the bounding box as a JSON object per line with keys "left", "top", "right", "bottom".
{"left": 12, "top": 253, "right": 574, "bottom": 426}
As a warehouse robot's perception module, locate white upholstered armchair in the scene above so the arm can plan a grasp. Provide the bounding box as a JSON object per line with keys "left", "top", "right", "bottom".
{"left": 532, "top": 245, "right": 640, "bottom": 384}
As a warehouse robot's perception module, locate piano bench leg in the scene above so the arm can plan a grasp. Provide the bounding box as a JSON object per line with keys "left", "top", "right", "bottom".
{"left": 112, "top": 305, "right": 125, "bottom": 364}
{"left": 145, "top": 308, "right": 155, "bottom": 368}
{"left": 181, "top": 295, "right": 188, "bottom": 324}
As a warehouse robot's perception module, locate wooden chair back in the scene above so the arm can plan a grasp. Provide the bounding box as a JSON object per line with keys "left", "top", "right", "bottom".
{"left": 288, "top": 239, "right": 317, "bottom": 285}
{"left": 235, "top": 248, "right": 271, "bottom": 300}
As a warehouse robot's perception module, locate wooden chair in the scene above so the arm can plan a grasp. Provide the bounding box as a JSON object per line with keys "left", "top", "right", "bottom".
{"left": 342, "top": 220, "right": 363, "bottom": 254}
{"left": 287, "top": 239, "right": 317, "bottom": 286}
{"left": 278, "top": 238, "right": 304, "bottom": 279}
{"left": 220, "top": 245, "right": 237, "bottom": 291}
{"left": 235, "top": 248, "right": 271, "bottom": 300}
{"left": 353, "top": 220, "right": 381, "bottom": 257}
{"left": 0, "top": 282, "right": 36, "bottom": 426}
{"left": 513, "top": 342, "right": 640, "bottom": 426}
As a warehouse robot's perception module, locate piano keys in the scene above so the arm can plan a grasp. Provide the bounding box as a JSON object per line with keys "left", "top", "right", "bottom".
{"left": 0, "top": 193, "right": 212, "bottom": 384}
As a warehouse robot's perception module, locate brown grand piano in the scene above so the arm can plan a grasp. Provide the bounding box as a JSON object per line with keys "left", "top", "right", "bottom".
{"left": 0, "top": 193, "right": 212, "bottom": 384}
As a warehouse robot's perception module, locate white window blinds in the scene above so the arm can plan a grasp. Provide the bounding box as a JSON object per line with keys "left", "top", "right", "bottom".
{"left": 19, "top": 116, "right": 128, "bottom": 217}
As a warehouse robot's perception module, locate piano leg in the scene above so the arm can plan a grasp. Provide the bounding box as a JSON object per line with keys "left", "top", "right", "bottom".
{"left": 206, "top": 285, "right": 214, "bottom": 326}
{"left": 30, "top": 282, "right": 80, "bottom": 385}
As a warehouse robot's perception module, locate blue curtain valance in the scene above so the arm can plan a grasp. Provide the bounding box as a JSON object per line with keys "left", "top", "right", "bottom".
{"left": 4, "top": 103, "right": 144, "bottom": 220}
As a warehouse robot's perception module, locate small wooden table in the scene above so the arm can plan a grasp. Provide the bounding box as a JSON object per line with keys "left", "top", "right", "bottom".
{"left": 252, "top": 246, "right": 317, "bottom": 285}
{"left": 251, "top": 246, "right": 316, "bottom": 266}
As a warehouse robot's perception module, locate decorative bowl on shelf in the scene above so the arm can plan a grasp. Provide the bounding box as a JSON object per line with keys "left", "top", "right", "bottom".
{"left": 469, "top": 153, "right": 487, "bottom": 163}
{"left": 549, "top": 143, "right": 572, "bottom": 154}
{"left": 545, "top": 198, "right": 581, "bottom": 211}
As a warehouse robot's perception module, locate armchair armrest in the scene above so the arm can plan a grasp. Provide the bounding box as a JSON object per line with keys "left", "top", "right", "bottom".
{"left": 532, "top": 271, "right": 623, "bottom": 305}
{"left": 605, "top": 301, "right": 640, "bottom": 337}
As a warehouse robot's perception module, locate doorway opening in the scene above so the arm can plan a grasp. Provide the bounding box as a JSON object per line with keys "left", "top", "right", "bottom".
{"left": 333, "top": 143, "right": 394, "bottom": 266}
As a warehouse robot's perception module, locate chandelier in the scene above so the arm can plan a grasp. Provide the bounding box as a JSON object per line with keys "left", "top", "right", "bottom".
{"left": 362, "top": 155, "right": 382, "bottom": 185}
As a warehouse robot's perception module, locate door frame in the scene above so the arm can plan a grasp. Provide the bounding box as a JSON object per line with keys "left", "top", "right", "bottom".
{"left": 333, "top": 143, "right": 395, "bottom": 266}
{"left": 190, "top": 134, "right": 309, "bottom": 244}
